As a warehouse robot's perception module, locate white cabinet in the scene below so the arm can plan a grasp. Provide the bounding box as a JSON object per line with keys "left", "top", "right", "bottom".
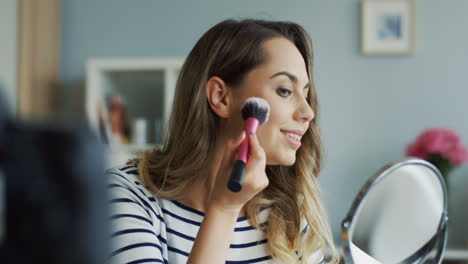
{"left": 0, "top": 0, "right": 18, "bottom": 113}
{"left": 86, "top": 57, "right": 184, "bottom": 166}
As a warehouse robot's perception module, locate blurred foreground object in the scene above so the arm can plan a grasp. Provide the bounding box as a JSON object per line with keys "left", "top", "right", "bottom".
{"left": 0, "top": 93, "right": 108, "bottom": 263}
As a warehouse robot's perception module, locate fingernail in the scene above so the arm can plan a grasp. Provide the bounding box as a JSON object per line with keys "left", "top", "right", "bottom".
{"left": 238, "top": 131, "right": 246, "bottom": 139}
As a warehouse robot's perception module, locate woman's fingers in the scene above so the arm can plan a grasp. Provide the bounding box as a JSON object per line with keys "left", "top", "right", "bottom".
{"left": 222, "top": 132, "right": 267, "bottom": 187}
{"left": 223, "top": 131, "right": 246, "bottom": 167}
{"left": 245, "top": 133, "right": 268, "bottom": 190}
{"left": 247, "top": 133, "right": 265, "bottom": 164}
{"left": 211, "top": 131, "right": 267, "bottom": 211}
{"left": 232, "top": 130, "right": 246, "bottom": 146}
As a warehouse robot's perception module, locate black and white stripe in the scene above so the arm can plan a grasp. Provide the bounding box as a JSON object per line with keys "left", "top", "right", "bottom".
{"left": 107, "top": 164, "right": 323, "bottom": 263}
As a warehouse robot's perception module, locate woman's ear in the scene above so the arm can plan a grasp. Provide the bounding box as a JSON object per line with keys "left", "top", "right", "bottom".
{"left": 206, "top": 76, "right": 230, "bottom": 118}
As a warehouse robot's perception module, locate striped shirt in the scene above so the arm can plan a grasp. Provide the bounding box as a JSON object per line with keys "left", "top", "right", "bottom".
{"left": 107, "top": 164, "right": 324, "bottom": 263}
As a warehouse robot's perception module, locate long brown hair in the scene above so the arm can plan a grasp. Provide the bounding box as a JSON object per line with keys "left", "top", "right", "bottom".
{"left": 134, "top": 19, "right": 339, "bottom": 263}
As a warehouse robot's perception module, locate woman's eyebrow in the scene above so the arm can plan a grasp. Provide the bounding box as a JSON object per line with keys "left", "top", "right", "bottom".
{"left": 270, "top": 71, "right": 310, "bottom": 89}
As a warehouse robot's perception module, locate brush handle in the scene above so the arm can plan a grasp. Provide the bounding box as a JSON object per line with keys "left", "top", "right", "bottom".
{"left": 227, "top": 160, "right": 246, "bottom": 192}
{"left": 237, "top": 117, "right": 259, "bottom": 163}
{"left": 227, "top": 117, "right": 259, "bottom": 192}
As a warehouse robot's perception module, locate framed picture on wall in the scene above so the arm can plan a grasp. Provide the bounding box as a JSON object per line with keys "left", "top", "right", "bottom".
{"left": 361, "top": 0, "right": 415, "bottom": 55}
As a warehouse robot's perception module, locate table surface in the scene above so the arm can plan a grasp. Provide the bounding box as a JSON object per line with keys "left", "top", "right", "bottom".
{"left": 444, "top": 249, "right": 468, "bottom": 260}
{"left": 331, "top": 247, "right": 468, "bottom": 261}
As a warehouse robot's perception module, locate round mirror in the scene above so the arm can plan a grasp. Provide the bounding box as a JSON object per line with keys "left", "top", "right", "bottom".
{"left": 342, "top": 158, "right": 448, "bottom": 264}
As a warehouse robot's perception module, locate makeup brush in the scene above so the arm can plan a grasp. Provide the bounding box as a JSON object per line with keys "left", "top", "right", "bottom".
{"left": 227, "top": 97, "right": 270, "bottom": 192}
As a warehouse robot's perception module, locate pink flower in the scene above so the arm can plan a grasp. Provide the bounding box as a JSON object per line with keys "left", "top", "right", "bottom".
{"left": 406, "top": 142, "right": 429, "bottom": 160}
{"left": 446, "top": 143, "right": 468, "bottom": 166}
{"left": 406, "top": 128, "right": 468, "bottom": 167}
{"left": 421, "top": 129, "right": 457, "bottom": 152}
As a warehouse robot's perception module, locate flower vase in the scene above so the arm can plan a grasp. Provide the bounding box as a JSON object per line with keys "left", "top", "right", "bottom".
{"left": 429, "top": 155, "right": 453, "bottom": 194}
{"left": 429, "top": 155, "right": 455, "bottom": 246}
{"left": 439, "top": 168, "right": 453, "bottom": 195}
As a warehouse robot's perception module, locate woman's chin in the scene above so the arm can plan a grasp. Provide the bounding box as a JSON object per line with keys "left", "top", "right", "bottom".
{"left": 266, "top": 154, "right": 296, "bottom": 166}
{"left": 282, "top": 157, "right": 296, "bottom": 166}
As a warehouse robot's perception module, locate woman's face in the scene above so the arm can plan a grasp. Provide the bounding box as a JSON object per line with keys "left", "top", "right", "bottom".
{"left": 227, "top": 37, "right": 315, "bottom": 166}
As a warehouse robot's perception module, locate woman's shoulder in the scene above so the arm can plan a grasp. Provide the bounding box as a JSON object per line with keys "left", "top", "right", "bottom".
{"left": 106, "top": 163, "right": 143, "bottom": 187}
{"left": 107, "top": 164, "right": 147, "bottom": 191}
{"left": 106, "top": 163, "right": 165, "bottom": 213}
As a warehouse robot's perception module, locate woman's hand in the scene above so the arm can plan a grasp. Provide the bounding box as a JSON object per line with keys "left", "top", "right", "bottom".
{"left": 188, "top": 133, "right": 267, "bottom": 264}
{"left": 209, "top": 131, "right": 269, "bottom": 214}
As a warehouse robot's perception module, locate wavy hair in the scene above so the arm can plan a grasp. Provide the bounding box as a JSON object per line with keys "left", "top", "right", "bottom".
{"left": 133, "top": 19, "right": 339, "bottom": 263}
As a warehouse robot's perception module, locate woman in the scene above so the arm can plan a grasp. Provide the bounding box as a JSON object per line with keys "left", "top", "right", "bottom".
{"left": 108, "top": 19, "right": 340, "bottom": 263}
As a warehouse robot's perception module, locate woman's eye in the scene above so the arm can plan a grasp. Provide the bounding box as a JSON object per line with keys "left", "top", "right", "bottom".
{"left": 277, "top": 87, "right": 292, "bottom": 97}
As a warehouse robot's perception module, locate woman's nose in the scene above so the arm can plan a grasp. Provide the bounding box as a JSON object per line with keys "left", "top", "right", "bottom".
{"left": 294, "top": 98, "right": 315, "bottom": 122}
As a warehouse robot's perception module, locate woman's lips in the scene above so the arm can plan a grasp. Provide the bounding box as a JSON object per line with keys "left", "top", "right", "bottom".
{"left": 281, "top": 130, "right": 302, "bottom": 148}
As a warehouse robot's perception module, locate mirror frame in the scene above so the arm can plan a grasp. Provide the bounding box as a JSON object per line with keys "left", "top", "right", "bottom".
{"left": 341, "top": 158, "right": 448, "bottom": 264}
